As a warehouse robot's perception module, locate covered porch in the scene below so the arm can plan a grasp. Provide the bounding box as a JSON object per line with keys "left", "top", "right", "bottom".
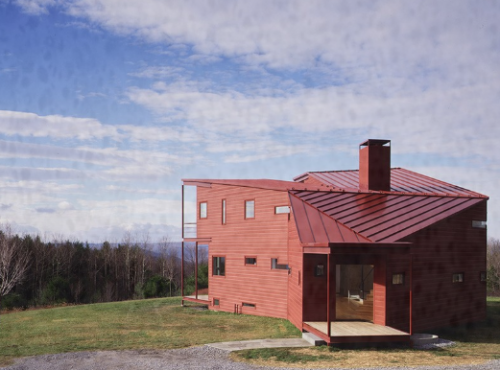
{"left": 302, "top": 242, "right": 412, "bottom": 344}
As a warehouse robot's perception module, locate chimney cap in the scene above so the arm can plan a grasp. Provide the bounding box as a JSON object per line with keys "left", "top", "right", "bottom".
{"left": 359, "top": 139, "right": 391, "bottom": 148}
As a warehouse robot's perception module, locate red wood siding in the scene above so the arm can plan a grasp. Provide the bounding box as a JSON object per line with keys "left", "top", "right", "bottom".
{"left": 197, "top": 184, "right": 291, "bottom": 319}
{"left": 403, "top": 201, "right": 487, "bottom": 332}
{"left": 302, "top": 254, "right": 328, "bottom": 322}
{"left": 385, "top": 254, "right": 411, "bottom": 332}
{"left": 287, "top": 217, "right": 304, "bottom": 329}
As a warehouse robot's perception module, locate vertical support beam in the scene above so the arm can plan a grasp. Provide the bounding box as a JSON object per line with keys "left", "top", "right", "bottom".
{"left": 181, "top": 241, "right": 184, "bottom": 303}
{"left": 409, "top": 254, "right": 413, "bottom": 335}
{"left": 195, "top": 242, "right": 199, "bottom": 299}
{"left": 327, "top": 253, "right": 331, "bottom": 338}
{"left": 181, "top": 185, "right": 185, "bottom": 239}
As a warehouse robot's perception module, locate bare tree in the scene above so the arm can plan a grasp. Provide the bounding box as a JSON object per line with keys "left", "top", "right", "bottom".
{"left": 488, "top": 238, "right": 500, "bottom": 295}
{"left": 0, "top": 226, "right": 31, "bottom": 299}
{"left": 159, "top": 236, "right": 177, "bottom": 296}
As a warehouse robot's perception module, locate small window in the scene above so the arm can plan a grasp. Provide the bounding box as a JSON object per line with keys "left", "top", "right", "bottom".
{"left": 245, "top": 200, "right": 255, "bottom": 219}
{"left": 275, "top": 206, "right": 290, "bottom": 214}
{"left": 392, "top": 273, "right": 405, "bottom": 285}
{"left": 452, "top": 273, "right": 464, "bottom": 283}
{"left": 472, "top": 220, "right": 486, "bottom": 229}
{"left": 222, "top": 199, "right": 226, "bottom": 225}
{"left": 213, "top": 298, "right": 220, "bottom": 306}
{"left": 242, "top": 302, "right": 256, "bottom": 308}
{"left": 314, "top": 264, "right": 325, "bottom": 277}
{"left": 245, "top": 257, "right": 257, "bottom": 265}
{"left": 213, "top": 256, "right": 225, "bottom": 276}
{"left": 199, "top": 202, "right": 207, "bottom": 219}
{"left": 480, "top": 271, "right": 487, "bottom": 282}
{"left": 271, "top": 258, "right": 289, "bottom": 270}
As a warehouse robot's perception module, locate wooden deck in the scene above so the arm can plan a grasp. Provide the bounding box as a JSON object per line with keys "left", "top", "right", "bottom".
{"left": 182, "top": 295, "right": 210, "bottom": 304}
{"left": 303, "top": 321, "right": 410, "bottom": 344}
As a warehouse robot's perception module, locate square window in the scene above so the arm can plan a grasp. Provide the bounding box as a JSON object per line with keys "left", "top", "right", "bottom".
{"left": 199, "top": 202, "right": 207, "bottom": 219}
{"left": 245, "top": 200, "right": 255, "bottom": 219}
{"left": 452, "top": 273, "right": 464, "bottom": 283}
{"left": 392, "top": 273, "right": 405, "bottom": 285}
{"left": 213, "top": 298, "right": 220, "bottom": 306}
{"left": 212, "top": 256, "right": 225, "bottom": 276}
{"left": 314, "top": 264, "right": 325, "bottom": 277}
{"left": 245, "top": 257, "right": 257, "bottom": 265}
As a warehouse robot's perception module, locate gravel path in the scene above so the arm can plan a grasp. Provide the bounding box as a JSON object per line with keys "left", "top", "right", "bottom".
{"left": 3, "top": 346, "right": 500, "bottom": 370}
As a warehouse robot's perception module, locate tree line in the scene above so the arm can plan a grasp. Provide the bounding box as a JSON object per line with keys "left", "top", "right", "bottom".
{"left": 488, "top": 237, "right": 500, "bottom": 296}
{"left": 0, "top": 225, "right": 208, "bottom": 310}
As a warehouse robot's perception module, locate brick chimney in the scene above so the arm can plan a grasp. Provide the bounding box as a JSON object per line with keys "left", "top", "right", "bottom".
{"left": 359, "top": 139, "right": 391, "bottom": 191}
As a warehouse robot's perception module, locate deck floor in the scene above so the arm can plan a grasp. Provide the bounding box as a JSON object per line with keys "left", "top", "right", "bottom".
{"left": 183, "top": 294, "right": 210, "bottom": 303}
{"left": 305, "top": 321, "right": 408, "bottom": 337}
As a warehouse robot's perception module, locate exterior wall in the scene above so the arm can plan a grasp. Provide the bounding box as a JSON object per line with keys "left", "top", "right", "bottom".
{"left": 287, "top": 217, "right": 304, "bottom": 329}
{"left": 403, "top": 201, "right": 487, "bottom": 332}
{"left": 302, "top": 254, "right": 328, "bottom": 322}
{"left": 384, "top": 254, "right": 411, "bottom": 332}
{"left": 197, "top": 184, "right": 291, "bottom": 319}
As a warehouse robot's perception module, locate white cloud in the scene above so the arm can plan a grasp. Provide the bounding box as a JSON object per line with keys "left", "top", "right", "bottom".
{"left": 0, "top": 110, "right": 120, "bottom": 140}
{"left": 14, "top": 0, "right": 58, "bottom": 15}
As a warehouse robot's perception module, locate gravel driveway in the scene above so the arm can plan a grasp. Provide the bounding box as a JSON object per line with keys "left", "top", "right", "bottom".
{"left": 3, "top": 346, "right": 500, "bottom": 370}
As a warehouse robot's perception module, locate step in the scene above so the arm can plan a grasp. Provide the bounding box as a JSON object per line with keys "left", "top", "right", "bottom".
{"left": 302, "top": 331, "right": 327, "bottom": 346}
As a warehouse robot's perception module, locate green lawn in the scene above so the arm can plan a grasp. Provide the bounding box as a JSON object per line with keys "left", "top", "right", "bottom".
{"left": 0, "top": 297, "right": 299, "bottom": 366}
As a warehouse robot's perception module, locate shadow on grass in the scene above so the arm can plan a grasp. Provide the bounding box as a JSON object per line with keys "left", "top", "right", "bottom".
{"left": 433, "top": 299, "right": 500, "bottom": 344}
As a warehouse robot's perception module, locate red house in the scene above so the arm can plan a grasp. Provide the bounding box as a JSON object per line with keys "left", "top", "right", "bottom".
{"left": 181, "top": 139, "right": 488, "bottom": 344}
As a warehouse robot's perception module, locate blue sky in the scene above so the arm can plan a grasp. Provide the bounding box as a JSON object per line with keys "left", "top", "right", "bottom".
{"left": 0, "top": 0, "right": 499, "bottom": 242}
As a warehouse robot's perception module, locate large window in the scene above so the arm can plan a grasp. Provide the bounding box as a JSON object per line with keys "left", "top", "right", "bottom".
{"left": 213, "top": 256, "right": 225, "bottom": 276}
{"left": 245, "top": 200, "right": 255, "bottom": 219}
{"left": 199, "top": 202, "right": 207, "bottom": 219}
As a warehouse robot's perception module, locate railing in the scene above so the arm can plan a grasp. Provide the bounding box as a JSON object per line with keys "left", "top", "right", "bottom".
{"left": 183, "top": 223, "right": 197, "bottom": 239}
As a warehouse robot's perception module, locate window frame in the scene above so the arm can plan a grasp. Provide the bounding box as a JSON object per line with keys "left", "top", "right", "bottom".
{"left": 221, "top": 199, "right": 226, "bottom": 225}
{"left": 472, "top": 220, "right": 487, "bottom": 229}
{"left": 213, "top": 298, "right": 220, "bottom": 306}
{"left": 245, "top": 199, "right": 255, "bottom": 219}
{"left": 392, "top": 273, "right": 405, "bottom": 285}
{"left": 242, "top": 302, "right": 256, "bottom": 308}
{"left": 245, "top": 256, "right": 257, "bottom": 266}
{"left": 212, "top": 256, "right": 226, "bottom": 276}
{"left": 314, "top": 264, "right": 325, "bottom": 277}
{"left": 271, "top": 258, "right": 289, "bottom": 270}
{"left": 452, "top": 272, "right": 464, "bottom": 283}
{"left": 275, "top": 205, "right": 290, "bottom": 214}
{"left": 199, "top": 201, "right": 208, "bottom": 219}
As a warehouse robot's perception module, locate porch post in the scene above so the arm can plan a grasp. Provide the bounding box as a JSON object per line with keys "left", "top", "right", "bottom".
{"left": 181, "top": 241, "right": 184, "bottom": 303}
{"left": 327, "top": 253, "right": 331, "bottom": 338}
{"left": 195, "top": 242, "right": 199, "bottom": 299}
{"left": 181, "top": 184, "right": 185, "bottom": 304}
{"left": 409, "top": 254, "right": 413, "bottom": 335}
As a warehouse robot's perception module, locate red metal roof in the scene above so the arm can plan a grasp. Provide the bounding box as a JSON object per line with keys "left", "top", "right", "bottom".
{"left": 290, "top": 190, "right": 484, "bottom": 243}
{"left": 294, "top": 168, "right": 488, "bottom": 199}
{"left": 182, "top": 178, "right": 330, "bottom": 192}
{"left": 289, "top": 193, "right": 371, "bottom": 245}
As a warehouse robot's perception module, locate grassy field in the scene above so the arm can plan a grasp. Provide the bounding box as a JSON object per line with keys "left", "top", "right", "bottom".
{"left": 0, "top": 297, "right": 299, "bottom": 367}
{"left": 232, "top": 297, "right": 500, "bottom": 368}
{"left": 1, "top": 297, "right": 499, "bottom": 369}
